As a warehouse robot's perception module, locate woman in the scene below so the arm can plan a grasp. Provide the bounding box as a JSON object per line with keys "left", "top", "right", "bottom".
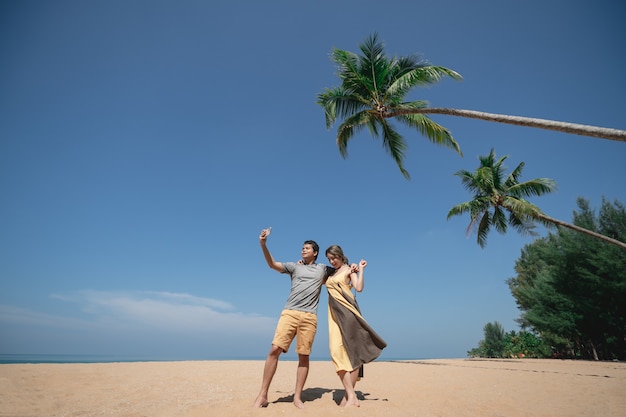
{"left": 324, "top": 245, "right": 387, "bottom": 407}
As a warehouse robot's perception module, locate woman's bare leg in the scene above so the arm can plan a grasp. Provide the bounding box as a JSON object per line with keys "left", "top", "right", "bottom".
{"left": 337, "top": 370, "right": 360, "bottom": 407}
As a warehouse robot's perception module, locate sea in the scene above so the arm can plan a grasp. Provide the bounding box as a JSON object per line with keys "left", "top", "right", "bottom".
{"left": 0, "top": 353, "right": 416, "bottom": 364}
{"left": 0, "top": 354, "right": 174, "bottom": 364}
{"left": 0, "top": 354, "right": 267, "bottom": 364}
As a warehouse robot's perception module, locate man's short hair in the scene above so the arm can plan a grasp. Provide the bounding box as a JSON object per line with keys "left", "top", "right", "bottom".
{"left": 303, "top": 240, "right": 319, "bottom": 260}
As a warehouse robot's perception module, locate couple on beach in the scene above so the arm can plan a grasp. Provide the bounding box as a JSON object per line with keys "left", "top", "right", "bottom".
{"left": 252, "top": 227, "right": 387, "bottom": 409}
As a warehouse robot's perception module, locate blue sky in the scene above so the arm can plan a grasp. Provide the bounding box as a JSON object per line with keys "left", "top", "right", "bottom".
{"left": 1, "top": 0, "right": 624, "bottom": 361}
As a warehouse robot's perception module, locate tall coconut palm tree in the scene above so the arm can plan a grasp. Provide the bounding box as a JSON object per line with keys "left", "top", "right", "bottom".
{"left": 448, "top": 149, "right": 626, "bottom": 250}
{"left": 317, "top": 34, "right": 626, "bottom": 179}
{"left": 317, "top": 33, "right": 463, "bottom": 179}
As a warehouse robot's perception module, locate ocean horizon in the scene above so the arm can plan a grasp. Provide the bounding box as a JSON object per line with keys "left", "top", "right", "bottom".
{"left": 0, "top": 353, "right": 431, "bottom": 364}
{"left": 0, "top": 353, "right": 268, "bottom": 364}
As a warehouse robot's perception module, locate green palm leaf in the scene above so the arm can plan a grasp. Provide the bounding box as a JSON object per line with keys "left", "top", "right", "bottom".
{"left": 449, "top": 149, "right": 557, "bottom": 247}
{"left": 449, "top": 149, "right": 626, "bottom": 250}
{"left": 317, "top": 33, "right": 463, "bottom": 179}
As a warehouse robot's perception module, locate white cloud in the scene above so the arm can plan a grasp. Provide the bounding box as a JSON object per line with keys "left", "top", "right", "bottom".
{"left": 2, "top": 290, "right": 276, "bottom": 336}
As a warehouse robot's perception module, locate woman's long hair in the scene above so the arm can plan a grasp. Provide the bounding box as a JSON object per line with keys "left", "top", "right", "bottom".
{"left": 325, "top": 245, "right": 348, "bottom": 265}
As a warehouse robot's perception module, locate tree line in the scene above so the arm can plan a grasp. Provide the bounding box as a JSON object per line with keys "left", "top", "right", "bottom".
{"left": 470, "top": 198, "right": 626, "bottom": 360}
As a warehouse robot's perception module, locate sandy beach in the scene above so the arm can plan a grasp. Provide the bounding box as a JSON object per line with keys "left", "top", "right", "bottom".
{"left": 1, "top": 358, "right": 625, "bottom": 417}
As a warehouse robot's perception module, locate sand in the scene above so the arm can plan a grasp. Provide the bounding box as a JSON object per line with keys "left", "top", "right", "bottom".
{"left": 1, "top": 358, "right": 625, "bottom": 417}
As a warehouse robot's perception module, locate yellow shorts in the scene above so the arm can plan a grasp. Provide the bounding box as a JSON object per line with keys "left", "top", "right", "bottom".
{"left": 272, "top": 309, "right": 317, "bottom": 355}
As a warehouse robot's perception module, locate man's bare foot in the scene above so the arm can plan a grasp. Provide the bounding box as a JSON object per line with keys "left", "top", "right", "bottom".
{"left": 293, "top": 399, "right": 305, "bottom": 409}
{"left": 252, "top": 395, "right": 269, "bottom": 408}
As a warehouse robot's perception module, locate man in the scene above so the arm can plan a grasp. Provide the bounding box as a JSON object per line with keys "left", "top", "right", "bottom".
{"left": 252, "top": 227, "right": 330, "bottom": 409}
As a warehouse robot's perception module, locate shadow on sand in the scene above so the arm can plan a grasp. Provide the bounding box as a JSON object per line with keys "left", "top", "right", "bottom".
{"left": 273, "top": 387, "right": 388, "bottom": 406}
{"left": 272, "top": 387, "right": 332, "bottom": 404}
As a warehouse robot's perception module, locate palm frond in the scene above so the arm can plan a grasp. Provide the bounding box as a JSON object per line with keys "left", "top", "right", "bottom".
{"left": 336, "top": 110, "right": 376, "bottom": 158}
{"left": 317, "top": 86, "right": 371, "bottom": 128}
{"left": 359, "top": 33, "right": 385, "bottom": 62}
{"left": 502, "top": 196, "right": 541, "bottom": 216}
{"left": 468, "top": 197, "right": 493, "bottom": 216}
{"left": 447, "top": 201, "right": 472, "bottom": 219}
{"left": 477, "top": 211, "right": 492, "bottom": 247}
{"left": 492, "top": 206, "right": 508, "bottom": 233}
{"left": 390, "top": 99, "right": 429, "bottom": 110}
{"left": 317, "top": 87, "right": 341, "bottom": 128}
{"left": 474, "top": 166, "right": 496, "bottom": 191}
{"left": 504, "top": 197, "right": 555, "bottom": 230}
{"left": 448, "top": 198, "right": 491, "bottom": 240}
{"left": 508, "top": 178, "right": 558, "bottom": 198}
{"left": 479, "top": 148, "right": 499, "bottom": 168}
{"left": 331, "top": 48, "right": 378, "bottom": 100}
{"left": 363, "top": 116, "right": 380, "bottom": 139}
{"left": 379, "top": 120, "right": 409, "bottom": 179}
{"left": 453, "top": 169, "right": 482, "bottom": 195}
{"left": 384, "top": 59, "right": 427, "bottom": 98}
{"left": 390, "top": 65, "right": 462, "bottom": 98}
{"left": 330, "top": 49, "right": 360, "bottom": 81}
{"left": 396, "top": 112, "right": 462, "bottom": 155}
{"left": 507, "top": 211, "right": 541, "bottom": 236}
{"left": 504, "top": 161, "right": 525, "bottom": 188}
{"left": 358, "top": 34, "right": 389, "bottom": 99}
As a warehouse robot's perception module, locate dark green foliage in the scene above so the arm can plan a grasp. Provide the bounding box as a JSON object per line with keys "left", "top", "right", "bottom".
{"left": 467, "top": 324, "right": 551, "bottom": 358}
{"left": 503, "top": 330, "right": 552, "bottom": 358}
{"left": 507, "top": 198, "right": 626, "bottom": 360}
{"left": 482, "top": 321, "right": 506, "bottom": 357}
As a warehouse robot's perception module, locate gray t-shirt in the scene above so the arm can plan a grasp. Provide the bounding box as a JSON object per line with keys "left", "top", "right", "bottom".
{"left": 282, "top": 262, "right": 330, "bottom": 314}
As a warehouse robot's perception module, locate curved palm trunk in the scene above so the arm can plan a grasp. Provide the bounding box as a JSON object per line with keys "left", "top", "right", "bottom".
{"left": 536, "top": 212, "right": 626, "bottom": 250}
{"left": 387, "top": 108, "right": 626, "bottom": 143}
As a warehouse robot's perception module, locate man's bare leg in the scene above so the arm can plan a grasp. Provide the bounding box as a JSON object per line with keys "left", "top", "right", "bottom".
{"left": 293, "top": 354, "right": 310, "bottom": 409}
{"left": 252, "top": 345, "right": 282, "bottom": 408}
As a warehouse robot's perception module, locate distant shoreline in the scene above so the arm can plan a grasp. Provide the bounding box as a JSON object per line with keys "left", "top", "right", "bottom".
{"left": 0, "top": 353, "right": 268, "bottom": 364}
{"left": 4, "top": 353, "right": 622, "bottom": 366}
{"left": 0, "top": 353, "right": 439, "bottom": 364}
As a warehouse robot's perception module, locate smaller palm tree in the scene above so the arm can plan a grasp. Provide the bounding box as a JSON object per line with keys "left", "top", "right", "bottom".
{"left": 448, "top": 149, "right": 626, "bottom": 250}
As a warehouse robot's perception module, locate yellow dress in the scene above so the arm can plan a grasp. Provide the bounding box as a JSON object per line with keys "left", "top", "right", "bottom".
{"left": 326, "top": 268, "right": 387, "bottom": 373}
